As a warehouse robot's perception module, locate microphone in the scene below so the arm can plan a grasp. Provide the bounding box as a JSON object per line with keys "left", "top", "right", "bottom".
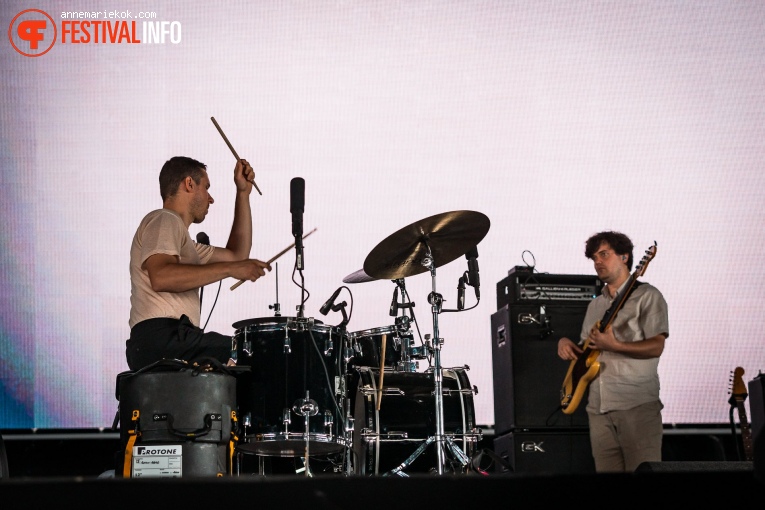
{"left": 320, "top": 287, "right": 343, "bottom": 316}
{"left": 290, "top": 177, "right": 305, "bottom": 269}
{"left": 389, "top": 286, "right": 399, "bottom": 316}
{"left": 196, "top": 232, "right": 209, "bottom": 312}
{"left": 457, "top": 275, "right": 466, "bottom": 311}
{"left": 465, "top": 246, "right": 480, "bottom": 299}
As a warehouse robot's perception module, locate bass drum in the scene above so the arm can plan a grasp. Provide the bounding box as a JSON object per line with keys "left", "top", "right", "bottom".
{"left": 232, "top": 317, "right": 350, "bottom": 457}
{"left": 352, "top": 367, "right": 481, "bottom": 475}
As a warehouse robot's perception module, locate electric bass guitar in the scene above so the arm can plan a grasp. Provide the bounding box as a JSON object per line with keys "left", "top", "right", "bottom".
{"left": 729, "top": 366, "right": 754, "bottom": 461}
{"left": 560, "top": 242, "right": 658, "bottom": 415}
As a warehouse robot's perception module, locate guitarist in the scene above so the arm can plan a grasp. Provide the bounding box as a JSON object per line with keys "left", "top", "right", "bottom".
{"left": 557, "top": 231, "right": 669, "bottom": 473}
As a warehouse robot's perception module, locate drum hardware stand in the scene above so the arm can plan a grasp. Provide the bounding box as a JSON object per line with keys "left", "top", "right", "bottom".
{"left": 269, "top": 262, "right": 281, "bottom": 316}
{"left": 385, "top": 242, "right": 469, "bottom": 476}
{"left": 293, "top": 391, "right": 319, "bottom": 476}
{"left": 336, "top": 324, "right": 355, "bottom": 476}
{"left": 389, "top": 278, "right": 415, "bottom": 317}
{"left": 318, "top": 287, "right": 354, "bottom": 474}
{"left": 389, "top": 280, "right": 421, "bottom": 373}
{"left": 385, "top": 435, "right": 471, "bottom": 477}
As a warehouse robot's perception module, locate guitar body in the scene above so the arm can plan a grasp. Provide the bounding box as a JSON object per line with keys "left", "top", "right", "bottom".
{"left": 561, "top": 343, "right": 600, "bottom": 415}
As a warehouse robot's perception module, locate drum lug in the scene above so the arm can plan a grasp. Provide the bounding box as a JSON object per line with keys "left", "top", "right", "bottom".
{"left": 230, "top": 335, "right": 238, "bottom": 363}
{"left": 282, "top": 408, "right": 291, "bottom": 430}
{"left": 344, "top": 344, "right": 355, "bottom": 363}
{"left": 360, "top": 385, "right": 405, "bottom": 397}
{"left": 334, "top": 375, "right": 345, "bottom": 397}
{"left": 395, "top": 361, "right": 419, "bottom": 373}
{"left": 283, "top": 327, "right": 291, "bottom": 354}
{"left": 360, "top": 429, "right": 409, "bottom": 441}
{"left": 323, "top": 410, "right": 333, "bottom": 434}
{"left": 324, "top": 335, "right": 333, "bottom": 357}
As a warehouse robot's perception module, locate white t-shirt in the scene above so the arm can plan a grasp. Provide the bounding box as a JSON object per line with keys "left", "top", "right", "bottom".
{"left": 129, "top": 209, "right": 214, "bottom": 328}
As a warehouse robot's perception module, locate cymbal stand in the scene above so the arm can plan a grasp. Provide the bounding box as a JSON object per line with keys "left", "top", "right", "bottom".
{"left": 386, "top": 242, "right": 469, "bottom": 476}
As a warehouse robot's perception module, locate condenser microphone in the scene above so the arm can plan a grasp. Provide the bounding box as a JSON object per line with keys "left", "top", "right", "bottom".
{"left": 389, "top": 286, "right": 399, "bottom": 316}
{"left": 320, "top": 287, "right": 343, "bottom": 316}
{"left": 465, "top": 246, "right": 480, "bottom": 299}
{"left": 290, "top": 177, "right": 305, "bottom": 269}
{"left": 290, "top": 177, "right": 305, "bottom": 236}
{"left": 196, "top": 232, "right": 210, "bottom": 311}
{"left": 457, "top": 275, "right": 466, "bottom": 311}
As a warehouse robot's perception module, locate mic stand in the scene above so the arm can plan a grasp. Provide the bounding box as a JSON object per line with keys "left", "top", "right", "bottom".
{"left": 294, "top": 237, "right": 306, "bottom": 319}
{"left": 269, "top": 262, "right": 281, "bottom": 316}
{"left": 385, "top": 242, "right": 469, "bottom": 477}
{"left": 389, "top": 279, "right": 418, "bottom": 373}
{"left": 331, "top": 301, "right": 354, "bottom": 476}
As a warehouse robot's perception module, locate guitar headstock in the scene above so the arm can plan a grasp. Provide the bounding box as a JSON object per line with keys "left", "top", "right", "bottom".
{"left": 634, "top": 241, "right": 658, "bottom": 277}
{"left": 729, "top": 366, "right": 748, "bottom": 405}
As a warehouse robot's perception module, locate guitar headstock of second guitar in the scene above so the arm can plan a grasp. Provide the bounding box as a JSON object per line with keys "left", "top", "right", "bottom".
{"left": 729, "top": 366, "right": 748, "bottom": 405}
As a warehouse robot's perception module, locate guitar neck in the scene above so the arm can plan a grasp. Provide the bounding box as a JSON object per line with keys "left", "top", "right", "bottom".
{"left": 730, "top": 366, "right": 753, "bottom": 462}
{"left": 735, "top": 401, "right": 755, "bottom": 461}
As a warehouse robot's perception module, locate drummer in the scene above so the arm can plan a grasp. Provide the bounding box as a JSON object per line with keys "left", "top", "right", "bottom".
{"left": 125, "top": 156, "right": 271, "bottom": 371}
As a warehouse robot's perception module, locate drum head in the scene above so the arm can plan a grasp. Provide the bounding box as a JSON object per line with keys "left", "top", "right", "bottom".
{"left": 350, "top": 325, "right": 398, "bottom": 339}
{"left": 233, "top": 316, "right": 324, "bottom": 330}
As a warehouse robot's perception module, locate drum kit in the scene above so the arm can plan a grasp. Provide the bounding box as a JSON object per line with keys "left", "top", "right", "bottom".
{"left": 230, "top": 210, "right": 490, "bottom": 476}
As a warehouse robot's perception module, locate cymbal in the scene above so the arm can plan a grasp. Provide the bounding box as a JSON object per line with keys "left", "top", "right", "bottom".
{"left": 342, "top": 268, "right": 377, "bottom": 284}
{"left": 363, "top": 210, "right": 490, "bottom": 280}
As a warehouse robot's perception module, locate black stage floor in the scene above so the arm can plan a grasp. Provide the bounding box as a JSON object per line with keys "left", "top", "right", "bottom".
{"left": 2, "top": 467, "right": 763, "bottom": 508}
{"left": 1, "top": 429, "right": 763, "bottom": 507}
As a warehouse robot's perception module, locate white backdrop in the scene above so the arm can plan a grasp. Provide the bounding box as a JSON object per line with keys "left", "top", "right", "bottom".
{"left": 1, "top": 1, "right": 764, "bottom": 429}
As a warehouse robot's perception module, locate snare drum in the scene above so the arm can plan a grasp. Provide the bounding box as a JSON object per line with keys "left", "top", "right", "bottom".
{"left": 232, "top": 317, "right": 350, "bottom": 457}
{"left": 352, "top": 366, "right": 481, "bottom": 475}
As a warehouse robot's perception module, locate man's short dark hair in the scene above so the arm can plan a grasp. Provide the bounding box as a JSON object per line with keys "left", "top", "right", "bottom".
{"left": 585, "top": 231, "right": 634, "bottom": 270}
{"left": 159, "top": 156, "right": 207, "bottom": 201}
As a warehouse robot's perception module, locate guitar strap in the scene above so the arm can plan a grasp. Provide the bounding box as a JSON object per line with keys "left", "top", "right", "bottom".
{"left": 598, "top": 280, "right": 645, "bottom": 332}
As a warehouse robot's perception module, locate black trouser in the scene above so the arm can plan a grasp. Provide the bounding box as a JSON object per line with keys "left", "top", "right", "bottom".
{"left": 125, "top": 315, "right": 232, "bottom": 371}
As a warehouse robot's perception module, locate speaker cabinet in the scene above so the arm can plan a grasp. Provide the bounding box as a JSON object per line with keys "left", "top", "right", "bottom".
{"left": 493, "top": 430, "right": 595, "bottom": 474}
{"left": 491, "top": 304, "right": 589, "bottom": 434}
{"left": 748, "top": 373, "right": 764, "bottom": 479}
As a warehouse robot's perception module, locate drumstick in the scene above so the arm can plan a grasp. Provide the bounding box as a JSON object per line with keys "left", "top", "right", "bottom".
{"left": 376, "top": 334, "right": 386, "bottom": 411}
{"left": 230, "top": 228, "right": 317, "bottom": 290}
{"left": 210, "top": 116, "right": 263, "bottom": 196}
